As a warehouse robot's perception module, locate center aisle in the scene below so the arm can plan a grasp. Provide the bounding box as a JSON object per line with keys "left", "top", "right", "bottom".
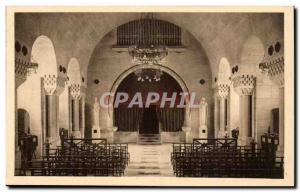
{"left": 124, "top": 144, "right": 174, "bottom": 177}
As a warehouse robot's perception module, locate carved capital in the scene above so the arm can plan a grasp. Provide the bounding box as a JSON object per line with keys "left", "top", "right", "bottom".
{"left": 216, "top": 84, "right": 230, "bottom": 99}
{"left": 15, "top": 57, "right": 30, "bottom": 87}
{"left": 43, "top": 75, "right": 67, "bottom": 95}
{"left": 260, "top": 40, "right": 284, "bottom": 87}
{"left": 232, "top": 74, "right": 256, "bottom": 96}
{"left": 70, "top": 83, "right": 82, "bottom": 100}
{"left": 267, "top": 56, "right": 284, "bottom": 87}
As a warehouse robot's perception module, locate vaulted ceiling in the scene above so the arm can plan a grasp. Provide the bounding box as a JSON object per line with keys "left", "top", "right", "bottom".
{"left": 15, "top": 12, "right": 283, "bottom": 77}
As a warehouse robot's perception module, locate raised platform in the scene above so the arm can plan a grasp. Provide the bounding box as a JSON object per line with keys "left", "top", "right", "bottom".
{"left": 138, "top": 134, "right": 161, "bottom": 145}
{"left": 114, "top": 131, "right": 184, "bottom": 144}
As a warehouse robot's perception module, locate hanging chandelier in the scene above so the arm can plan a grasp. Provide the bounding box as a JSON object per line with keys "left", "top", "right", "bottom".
{"left": 129, "top": 44, "right": 168, "bottom": 65}
{"left": 128, "top": 13, "right": 168, "bottom": 82}
{"left": 134, "top": 68, "right": 163, "bottom": 83}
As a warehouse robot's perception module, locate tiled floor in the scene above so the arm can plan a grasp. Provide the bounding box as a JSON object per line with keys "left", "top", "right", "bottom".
{"left": 124, "top": 144, "right": 174, "bottom": 177}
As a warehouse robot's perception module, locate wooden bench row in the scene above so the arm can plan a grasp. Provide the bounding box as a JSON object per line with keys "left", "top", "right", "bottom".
{"left": 171, "top": 138, "right": 284, "bottom": 178}
{"left": 16, "top": 138, "right": 130, "bottom": 176}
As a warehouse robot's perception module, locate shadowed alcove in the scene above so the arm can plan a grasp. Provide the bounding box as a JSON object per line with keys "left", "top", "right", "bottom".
{"left": 113, "top": 69, "right": 185, "bottom": 134}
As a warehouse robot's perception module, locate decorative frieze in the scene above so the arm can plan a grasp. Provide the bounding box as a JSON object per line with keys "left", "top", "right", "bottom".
{"left": 232, "top": 74, "right": 256, "bottom": 95}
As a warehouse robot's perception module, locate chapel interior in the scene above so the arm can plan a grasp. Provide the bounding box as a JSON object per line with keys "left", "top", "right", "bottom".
{"left": 14, "top": 12, "right": 284, "bottom": 178}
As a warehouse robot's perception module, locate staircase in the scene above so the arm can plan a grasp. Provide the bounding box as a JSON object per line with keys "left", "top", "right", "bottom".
{"left": 138, "top": 134, "right": 161, "bottom": 145}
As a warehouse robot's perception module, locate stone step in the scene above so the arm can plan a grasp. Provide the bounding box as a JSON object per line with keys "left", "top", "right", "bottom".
{"left": 138, "top": 134, "right": 161, "bottom": 145}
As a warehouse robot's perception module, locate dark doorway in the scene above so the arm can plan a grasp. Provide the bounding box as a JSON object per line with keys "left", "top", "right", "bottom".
{"left": 114, "top": 69, "right": 184, "bottom": 133}
{"left": 271, "top": 108, "right": 279, "bottom": 134}
{"left": 17, "top": 108, "right": 30, "bottom": 141}
{"left": 139, "top": 105, "right": 159, "bottom": 134}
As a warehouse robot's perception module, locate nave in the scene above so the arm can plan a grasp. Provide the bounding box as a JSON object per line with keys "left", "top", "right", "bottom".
{"left": 16, "top": 131, "right": 283, "bottom": 178}
{"left": 14, "top": 12, "right": 286, "bottom": 179}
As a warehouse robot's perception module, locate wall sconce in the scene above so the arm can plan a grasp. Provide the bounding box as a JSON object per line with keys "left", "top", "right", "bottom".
{"left": 27, "top": 62, "right": 39, "bottom": 76}
{"left": 258, "top": 61, "right": 268, "bottom": 74}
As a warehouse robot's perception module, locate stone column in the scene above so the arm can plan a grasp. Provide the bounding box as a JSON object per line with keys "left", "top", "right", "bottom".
{"left": 278, "top": 86, "right": 284, "bottom": 155}
{"left": 80, "top": 86, "right": 86, "bottom": 138}
{"left": 214, "top": 90, "right": 220, "bottom": 138}
{"left": 216, "top": 84, "right": 230, "bottom": 138}
{"left": 92, "top": 97, "right": 101, "bottom": 139}
{"left": 199, "top": 97, "right": 208, "bottom": 140}
{"left": 182, "top": 104, "right": 192, "bottom": 143}
{"left": 232, "top": 74, "right": 256, "bottom": 146}
{"left": 43, "top": 75, "right": 66, "bottom": 145}
{"left": 264, "top": 54, "right": 284, "bottom": 156}
{"left": 81, "top": 98, "right": 85, "bottom": 138}
{"left": 70, "top": 83, "right": 82, "bottom": 138}
{"left": 15, "top": 55, "right": 30, "bottom": 170}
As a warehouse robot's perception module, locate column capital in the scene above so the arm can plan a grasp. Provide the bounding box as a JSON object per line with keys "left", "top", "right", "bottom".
{"left": 70, "top": 83, "right": 81, "bottom": 100}
{"left": 43, "top": 74, "right": 67, "bottom": 95}
{"left": 216, "top": 84, "right": 230, "bottom": 99}
{"left": 266, "top": 56, "right": 284, "bottom": 87}
{"left": 15, "top": 56, "right": 30, "bottom": 87}
{"left": 259, "top": 40, "right": 284, "bottom": 87}
{"left": 232, "top": 74, "right": 256, "bottom": 96}
{"left": 70, "top": 83, "right": 86, "bottom": 100}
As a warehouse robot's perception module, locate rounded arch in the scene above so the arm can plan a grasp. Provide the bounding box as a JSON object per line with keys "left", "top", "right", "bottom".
{"left": 107, "top": 64, "right": 190, "bottom": 119}
{"left": 67, "top": 57, "right": 82, "bottom": 84}
{"left": 217, "top": 57, "right": 231, "bottom": 85}
{"left": 110, "top": 64, "right": 189, "bottom": 94}
{"left": 31, "top": 35, "right": 58, "bottom": 76}
{"left": 239, "top": 35, "right": 265, "bottom": 75}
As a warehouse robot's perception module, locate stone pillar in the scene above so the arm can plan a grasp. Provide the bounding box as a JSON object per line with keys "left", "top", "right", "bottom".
{"left": 43, "top": 75, "right": 66, "bottom": 145}
{"left": 219, "top": 98, "right": 226, "bottom": 136}
{"left": 46, "top": 95, "right": 59, "bottom": 139}
{"left": 263, "top": 53, "right": 284, "bottom": 156}
{"left": 232, "top": 74, "right": 256, "bottom": 146}
{"left": 278, "top": 86, "right": 284, "bottom": 155}
{"left": 15, "top": 53, "right": 31, "bottom": 170}
{"left": 80, "top": 86, "right": 86, "bottom": 138}
{"left": 81, "top": 98, "right": 85, "bottom": 138}
{"left": 216, "top": 84, "right": 230, "bottom": 138}
{"left": 92, "top": 97, "right": 101, "bottom": 139}
{"left": 199, "top": 97, "right": 208, "bottom": 140}
{"left": 70, "top": 83, "right": 82, "bottom": 138}
{"left": 214, "top": 91, "right": 220, "bottom": 138}
{"left": 240, "top": 94, "right": 251, "bottom": 144}
{"left": 182, "top": 104, "right": 192, "bottom": 143}
{"left": 72, "top": 99, "right": 81, "bottom": 138}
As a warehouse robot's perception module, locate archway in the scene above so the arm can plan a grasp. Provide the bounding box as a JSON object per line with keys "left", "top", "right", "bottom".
{"left": 215, "top": 58, "right": 232, "bottom": 138}
{"left": 17, "top": 35, "right": 59, "bottom": 157}
{"left": 113, "top": 68, "right": 185, "bottom": 134}
{"left": 66, "top": 58, "right": 84, "bottom": 138}
{"left": 108, "top": 64, "right": 189, "bottom": 120}
{"left": 109, "top": 65, "right": 189, "bottom": 144}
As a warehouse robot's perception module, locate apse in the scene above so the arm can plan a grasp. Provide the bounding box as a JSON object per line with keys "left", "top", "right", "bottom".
{"left": 113, "top": 69, "right": 185, "bottom": 134}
